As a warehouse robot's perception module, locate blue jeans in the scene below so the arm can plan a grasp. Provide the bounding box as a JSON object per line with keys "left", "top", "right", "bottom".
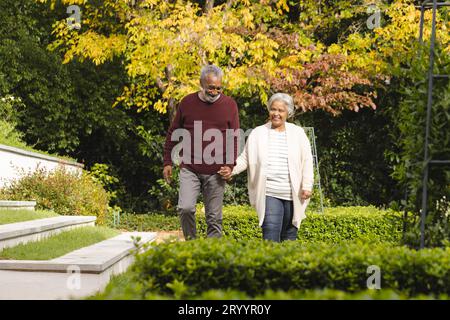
{"left": 262, "top": 196, "right": 298, "bottom": 242}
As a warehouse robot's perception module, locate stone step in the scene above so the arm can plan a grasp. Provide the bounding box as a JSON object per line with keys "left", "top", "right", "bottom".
{"left": 0, "top": 232, "right": 157, "bottom": 300}
{"left": 0, "top": 200, "right": 36, "bottom": 211}
{"left": 0, "top": 215, "right": 96, "bottom": 250}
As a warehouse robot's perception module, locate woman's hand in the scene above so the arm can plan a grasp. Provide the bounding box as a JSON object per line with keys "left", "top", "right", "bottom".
{"left": 163, "top": 165, "right": 172, "bottom": 184}
{"left": 218, "top": 166, "right": 232, "bottom": 181}
{"left": 300, "top": 190, "right": 312, "bottom": 201}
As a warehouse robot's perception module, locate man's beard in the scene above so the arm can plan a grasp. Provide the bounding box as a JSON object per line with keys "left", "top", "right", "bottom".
{"left": 200, "top": 90, "right": 221, "bottom": 103}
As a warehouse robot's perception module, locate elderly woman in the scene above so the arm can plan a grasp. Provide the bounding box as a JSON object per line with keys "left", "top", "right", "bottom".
{"left": 219, "top": 93, "right": 314, "bottom": 242}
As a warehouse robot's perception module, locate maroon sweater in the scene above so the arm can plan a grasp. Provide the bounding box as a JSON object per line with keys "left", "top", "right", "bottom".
{"left": 163, "top": 92, "right": 240, "bottom": 175}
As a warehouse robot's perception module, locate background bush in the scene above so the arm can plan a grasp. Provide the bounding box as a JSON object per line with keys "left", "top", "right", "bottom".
{"left": 130, "top": 239, "right": 450, "bottom": 298}
{"left": 109, "top": 205, "right": 405, "bottom": 244}
{"left": 0, "top": 95, "right": 26, "bottom": 148}
{"left": 108, "top": 212, "right": 180, "bottom": 231}
{"left": 196, "top": 205, "right": 405, "bottom": 244}
{"left": 0, "top": 167, "right": 110, "bottom": 225}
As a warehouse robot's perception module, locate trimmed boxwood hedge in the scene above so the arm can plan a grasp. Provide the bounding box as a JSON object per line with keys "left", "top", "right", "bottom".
{"left": 131, "top": 239, "right": 450, "bottom": 298}
{"left": 91, "top": 270, "right": 449, "bottom": 300}
{"left": 110, "top": 206, "right": 405, "bottom": 244}
{"left": 109, "top": 212, "right": 180, "bottom": 231}
{"left": 197, "top": 205, "right": 404, "bottom": 243}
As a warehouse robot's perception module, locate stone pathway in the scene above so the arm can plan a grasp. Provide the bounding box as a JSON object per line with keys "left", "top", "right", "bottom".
{"left": 0, "top": 209, "right": 186, "bottom": 299}
{"left": 154, "top": 230, "right": 185, "bottom": 244}
{"left": 0, "top": 232, "right": 157, "bottom": 300}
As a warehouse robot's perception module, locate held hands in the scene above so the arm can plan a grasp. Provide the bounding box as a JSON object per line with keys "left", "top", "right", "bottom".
{"left": 300, "top": 190, "right": 312, "bottom": 201}
{"left": 218, "top": 166, "right": 232, "bottom": 181}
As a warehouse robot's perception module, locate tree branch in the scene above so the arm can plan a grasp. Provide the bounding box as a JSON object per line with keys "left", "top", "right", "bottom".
{"left": 204, "top": 0, "right": 215, "bottom": 13}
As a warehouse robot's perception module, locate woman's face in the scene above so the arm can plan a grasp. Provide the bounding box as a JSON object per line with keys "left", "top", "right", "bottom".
{"left": 269, "top": 100, "right": 288, "bottom": 128}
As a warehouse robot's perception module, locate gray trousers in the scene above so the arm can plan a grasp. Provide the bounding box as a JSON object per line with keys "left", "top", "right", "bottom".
{"left": 178, "top": 167, "right": 225, "bottom": 240}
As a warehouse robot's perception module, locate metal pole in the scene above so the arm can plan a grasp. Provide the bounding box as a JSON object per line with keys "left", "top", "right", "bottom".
{"left": 419, "top": 5, "right": 425, "bottom": 44}
{"left": 311, "top": 128, "right": 324, "bottom": 214}
{"left": 302, "top": 126, "right": 324, "bottom": 214}
{"left": 420, "top": 0, "right": 438, "bottom": 249}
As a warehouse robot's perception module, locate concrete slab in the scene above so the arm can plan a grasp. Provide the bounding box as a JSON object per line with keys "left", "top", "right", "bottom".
{"left": 0, "top": 216, "right": 96, "bottom": 250}
{"left": 0, "top": 201, "right": 36, "bottom": 211}
{"left": 0, "top": 232, "right": 156, "bottom": 273}
{"left": 0, "top": 232, "right": 157, "bottom": 300}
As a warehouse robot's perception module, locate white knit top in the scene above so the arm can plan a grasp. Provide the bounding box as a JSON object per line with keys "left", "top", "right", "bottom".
{"left": 265, "top": 129, "right": 292, "bottom": 201}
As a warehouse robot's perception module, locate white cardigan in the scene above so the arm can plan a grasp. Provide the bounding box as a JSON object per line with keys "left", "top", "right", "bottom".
{"left": 232, "top": 122, "right": 314, "bottom": 228}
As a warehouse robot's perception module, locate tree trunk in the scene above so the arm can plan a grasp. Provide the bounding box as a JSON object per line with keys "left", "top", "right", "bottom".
{"left": 204, "top": 0, "right": 215, "bottom": 13}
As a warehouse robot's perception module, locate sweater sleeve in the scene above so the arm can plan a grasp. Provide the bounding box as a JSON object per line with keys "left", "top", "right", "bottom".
{"left": 163, "top": 104, "right": 183, "bottom": 167}
{"left": 300, "top": 129, "right": 314, "bottom": 192}
{"left": 232, "top": 138, "right": 249, "bottom": 176}
{"left": 226, "top": 100, "right": 240, "bottom": 169}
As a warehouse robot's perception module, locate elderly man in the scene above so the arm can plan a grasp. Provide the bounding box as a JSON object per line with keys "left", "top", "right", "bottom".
{"left": 163, "top": 65, "right": 240, "bottom": 240}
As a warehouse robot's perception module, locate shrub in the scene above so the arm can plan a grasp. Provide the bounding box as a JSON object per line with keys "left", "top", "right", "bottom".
{"left": 196, "top": 205, "right": 405, "bottom": 244}
{"left": 0, "top": 166, "right": 110, "bottom": 225}
{"left": 89, "top": 163, "right": 125, "bottom": 209}
{"left": 0, "top": 95, "right": 27, "bottom": 149}
{"left": 131, "top": 239, "right": 450, "bottom": 298}
{"left": 148, "top": 166, "right": 180, "bottom": 215}
{"left": 92, "top": 269, "right": 448, "bottom": 300}
{"left": 108, "top": 212, "right": 180, "bottom": 231}
{"left": 109, "top": 205, "right": 405, "bottom": 243}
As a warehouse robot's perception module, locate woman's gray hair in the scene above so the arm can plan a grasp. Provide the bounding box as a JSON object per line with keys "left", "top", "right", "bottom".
{"left": 200, "top": 65, "right": 224, "bottom": 84}
{"left": 267, "top": 93, "right": 295, "bottom": 118}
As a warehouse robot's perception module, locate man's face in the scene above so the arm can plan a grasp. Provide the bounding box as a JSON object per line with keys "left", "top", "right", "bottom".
{"left": 201, "top": 74, "right": 223, "bottom": 100}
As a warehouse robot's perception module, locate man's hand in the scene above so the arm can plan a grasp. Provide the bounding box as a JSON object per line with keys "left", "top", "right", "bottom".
{"left": 163, "top": 165, "right": 173, "bottom": 184}
{"left": 300, "top": 190, "right": 312, "bottom": 201}
{"left": 218, "top": 166, "right": 232, "bottom": 181}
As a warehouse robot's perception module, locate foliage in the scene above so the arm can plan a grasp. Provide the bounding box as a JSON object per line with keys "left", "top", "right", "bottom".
{"left": 195, "top": 205, "right": 405, "bottom": 243}
{"left": 89, "top": 163, "right": 126, "bottom": 208}
{"left": 269, "top": 53, "right": 377, "bottom": 116}
{"left": 108, "top": 212, "right": 181, "bottom": 231}
{"left": 40, "top": 0, "right": 378, "bottom": 116}
{"left": 0, "top": 0, "right": 173, "bottom": 213}
{"left": 0, "top": 94, "right": 77, "bottom": 161}
{"left": 109, "top": 205, "right": 405, "bottom": 244}
{"left": 223, "top": 175, "right": 251, "bottom": 206}
{"left": 385, "top": 39, "right": 450, "bottom": 248}
{"left": 296, "top": 108, "right": 400, "bottom": 207}
{"left": 0, "top": 167, "right": 110, "bottom": 225}
{"left": 10, "top": 0, "right": 447, "bottom": 222}
{"left": 0, "top": 95, "right": 27, "bottom": 149}
{"left": 128, "top": 239, "right": 450, "bottom": 298}
{"left": 148, "top": 166, "right": 180, "bottom": 214}
{"left": 91, "top": 268, "right": 449, "bottom": 300}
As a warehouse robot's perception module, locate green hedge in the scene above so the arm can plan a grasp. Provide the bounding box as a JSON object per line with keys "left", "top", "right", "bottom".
{"left": 109, "top": 212, "right": 180, "bottom": 231}
{"left": 110, "top": 206, "right": 405, "bottom": 244}
{"left": 92, "top": 270, "right": 448, "bottom": 300}
{"left": 131, "top": 239, "right": 450, "bottom": 298}
{"left": 194, "top": 288, "right": 449, "bottom": 300}
{"left": 199, "top": 205, "right": 404, "bottom": 243}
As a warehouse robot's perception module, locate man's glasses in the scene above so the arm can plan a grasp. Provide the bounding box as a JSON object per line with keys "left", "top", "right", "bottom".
{"left": 205, "top": 85, "right": 223, "bottom": 92}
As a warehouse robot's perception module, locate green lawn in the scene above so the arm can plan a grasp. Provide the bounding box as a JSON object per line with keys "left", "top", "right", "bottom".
{"left": 0, "top": 226, "right": 120, "bottom": 260}
{"left": 0, "top": 122, "right": 77, "bottom": 163}
{"left": 0, "top": 209, "right": 59, "bottom": 225}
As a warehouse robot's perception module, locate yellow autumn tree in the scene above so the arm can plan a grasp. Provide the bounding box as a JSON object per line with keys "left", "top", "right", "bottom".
{"left": 37, "top": 0, "right": 382, "bottom": 116}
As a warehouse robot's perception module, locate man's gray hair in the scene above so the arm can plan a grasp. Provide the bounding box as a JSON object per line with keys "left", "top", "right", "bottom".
{"left": 200, "top": 65, "right": 224, "bottom": 84}
{"left": 267, "top": 93, "right": 296, "bottom": 118}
